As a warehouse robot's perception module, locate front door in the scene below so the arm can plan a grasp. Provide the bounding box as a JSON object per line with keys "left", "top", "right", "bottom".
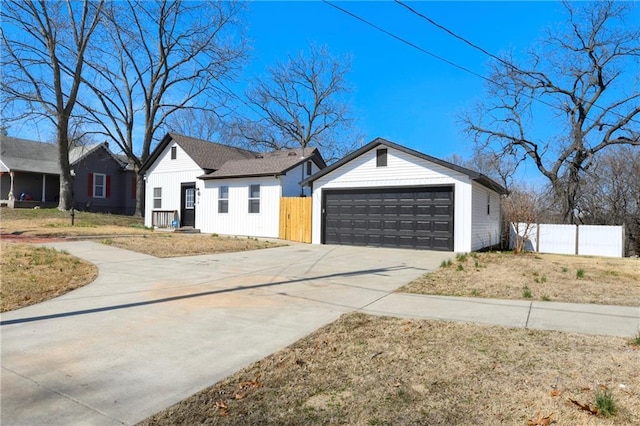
{"left": 180, "top": 183, "right": 196, "bottom": 227}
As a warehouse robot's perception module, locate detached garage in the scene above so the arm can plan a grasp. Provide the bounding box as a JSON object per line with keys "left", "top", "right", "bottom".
{"left": 304, "top": 138, "right": 506, "bottom": 252}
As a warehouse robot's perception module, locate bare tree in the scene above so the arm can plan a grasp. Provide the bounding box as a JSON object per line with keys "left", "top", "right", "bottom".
{"left": 232, "top": 44, "right": 361, "bottom": 162}
{"left": 463, "top": 1, "right": 639, "bottom": 223}
{"left": 78, "top": 0, "right": 247, "bottom": 216}
{"left": 503, "top": 186, "right": 545, "bottom": 254}
{"left": 1, "top": 0, "right": 104, "bottom": 210}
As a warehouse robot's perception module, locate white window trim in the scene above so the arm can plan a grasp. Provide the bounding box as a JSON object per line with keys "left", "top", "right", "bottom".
{"left": 248, "top": 184, "right": 260, "bottom": 214}
{"left": 185, "top": 188, "right": 195, "bottom": 210}
{"left": 153, "top": 187, "right": 162, "bottom": 209}
{"left": 93, "top": 173, "right": 106, "bottom": 199}
{"left": 218, "top": 186, "right": 229, "bottom": 214}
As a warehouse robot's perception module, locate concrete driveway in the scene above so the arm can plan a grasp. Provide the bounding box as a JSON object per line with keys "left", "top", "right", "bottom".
{"left": 1, "top": 241, "right": 451, "bottom": 426}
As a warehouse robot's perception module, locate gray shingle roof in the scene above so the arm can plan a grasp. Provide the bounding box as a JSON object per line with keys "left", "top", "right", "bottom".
{"left": 0, "top": 136, "right": 59, "bottom": 174}
{"left": 169, "top": 133, "right": 257, "bottom": 171}
{"left": 1, "top": 137, "right": 127, "bottom": 175}
{"left": 200, "top": 147, "right": 323, "bottom": 179}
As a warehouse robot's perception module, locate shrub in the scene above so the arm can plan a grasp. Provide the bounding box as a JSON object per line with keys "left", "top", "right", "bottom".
{"left": 522, "top": 286, "right": 532, "bottom": 299}
{"left": 595, "top": 389, "right": 616, "bottom": 417}
{"left": 576, "top": 269, "right": 585, "bottom": 279}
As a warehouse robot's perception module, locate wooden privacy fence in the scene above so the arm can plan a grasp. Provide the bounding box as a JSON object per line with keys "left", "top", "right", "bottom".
{"left": 280, "top": 197, "right": 312, "bottom": 243}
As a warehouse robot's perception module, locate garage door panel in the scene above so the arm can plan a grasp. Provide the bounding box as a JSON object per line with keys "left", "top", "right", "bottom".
{"left": 323, "top": 187, "right": 453, "bottom": 251}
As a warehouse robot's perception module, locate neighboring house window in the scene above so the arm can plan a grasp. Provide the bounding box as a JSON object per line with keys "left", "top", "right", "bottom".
{"left": 171, "top": 146, "right": 177, "bottom": 160}
{"left": 153, "top": 187, "right": 162, "bottom": 209}
{"left": 248, "top": 184, "right": 260, "bottom": 213}
{"left": 376, "top": 148, "right": 387, "bottom": 167}
{"left": 487, "top": 191, "right": 491, "bottom": 215}
{"left": 88, "top": 173, "right": 110, "bottom": 198}
{"left": 218, "top": 185, "right": 229, "bottom": 213}
{"left": 306, "top": 160, "right": 312, "bottom": 176}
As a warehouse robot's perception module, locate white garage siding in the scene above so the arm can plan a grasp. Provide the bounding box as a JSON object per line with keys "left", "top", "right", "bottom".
{"left": 310, "top": 144, "right": 476, "bottom": 252}
{"left": 144, "top": 141, "right": 202, "bottom": 228}
{"left": 470, "top": 181, "right": 502, "bottom": 251}
{"left": 198, "top": 176, "right": 282, "bottom": 238}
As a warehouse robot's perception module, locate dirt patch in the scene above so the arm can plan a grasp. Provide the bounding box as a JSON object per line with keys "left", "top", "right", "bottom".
{"left": 139, "top": 313, "right": 640, "bottom": 425}
{"left": 1, "top": 233, "right": 67, "bottom": 244}
{"left": 399, "top": 252, "right": 640, "bottom": 306}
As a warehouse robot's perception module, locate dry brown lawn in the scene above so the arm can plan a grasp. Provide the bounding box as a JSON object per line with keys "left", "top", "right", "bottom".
{"left": 400, "top": 252, "right": 640, "bottom": 306}
{"left": 102, "top": 234, "right": 284, "bottom": 258}
{"left": 140, "top": 313, "right": 640, "bottom": 426}
{"left": 1, "top": 242, "right": 98, "bottom": 312}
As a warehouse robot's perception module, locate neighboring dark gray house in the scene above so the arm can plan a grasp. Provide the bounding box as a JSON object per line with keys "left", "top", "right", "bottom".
{"left": 0, "top": 136, "right": 136, "bottom": 214}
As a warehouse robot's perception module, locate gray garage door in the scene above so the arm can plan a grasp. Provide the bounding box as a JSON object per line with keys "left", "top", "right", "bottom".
{"left": 322, "top": 186, "right": 454, "bottom": 251}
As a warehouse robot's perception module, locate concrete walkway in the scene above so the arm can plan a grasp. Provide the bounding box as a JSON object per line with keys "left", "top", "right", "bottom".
{"left": 1, "top": 241, "right": 638, "bottom": 426}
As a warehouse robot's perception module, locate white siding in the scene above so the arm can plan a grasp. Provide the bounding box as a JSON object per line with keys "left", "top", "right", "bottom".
{"left": 310, "top": 145, "right": 475, "bottom": 252}
{"left": 281, "top": 160, "right": 321, "bottom": 197}
{"left": 144, "top": 142, "right": 202, "bottom": 227}
{"left": 470, "top": 181, "right": 502, "bottom": 251}
{"left": 198, "top": 176, "right": 281, "bottom": 238}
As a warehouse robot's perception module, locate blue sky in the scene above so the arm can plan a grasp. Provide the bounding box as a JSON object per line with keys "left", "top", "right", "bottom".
{"left": 239, "top": 1, "right": 567, "bottom": 164}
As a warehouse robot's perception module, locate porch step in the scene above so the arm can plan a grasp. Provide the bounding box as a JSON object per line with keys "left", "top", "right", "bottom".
{"left": 174, "top": 226, "right": 200, "bottom": 234}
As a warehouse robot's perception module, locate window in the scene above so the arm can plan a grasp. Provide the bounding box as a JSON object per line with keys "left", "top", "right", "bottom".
{"left": 248, "top": 184, "right": 260, "bottom": 213}
{"left": 153, "top": 187, "right": 162, "bottom": 209}
{"left": 376, "top": 148, "right": 387, "bottom": 167}
{"left": 218, "top": 185, "right": 229, "bottom": 213}
{"left": 306, "top": 160, "right": 312, "bottom": 176}
{"left": 487, "top": 191, "right": 491, "bottom": 215}
{"left": 93, "top": 173, "right": 106, "bottom": 198}
{"left": 185, "top": 187, "right": 195, "bottom": 209}
{"left": 171, "top": 146, "right": 177, "bottom": 160}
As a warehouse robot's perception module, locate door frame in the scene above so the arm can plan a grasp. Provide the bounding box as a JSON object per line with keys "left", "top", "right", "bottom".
{"left": 180, "top": 182, "right": 196, "bottom": 227}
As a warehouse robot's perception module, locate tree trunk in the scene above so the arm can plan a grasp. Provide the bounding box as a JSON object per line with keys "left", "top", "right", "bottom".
{"left": 57, "top": 120, "right": 74, "bottom": 211}
{"left": 134, "top": 172, "right": 145, "bottom": 217}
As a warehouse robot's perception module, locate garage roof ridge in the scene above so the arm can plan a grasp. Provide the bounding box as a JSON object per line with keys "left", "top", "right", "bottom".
{"left": 302, "top": 137, "right": 506, "bottom": 194}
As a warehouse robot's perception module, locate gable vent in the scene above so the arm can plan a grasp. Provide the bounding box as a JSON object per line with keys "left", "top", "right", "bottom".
{"left": 288, "top": 151, "right": 297, "bottom": 156}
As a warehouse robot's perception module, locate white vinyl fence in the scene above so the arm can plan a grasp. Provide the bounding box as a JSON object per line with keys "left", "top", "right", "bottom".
{"left": 510, "top": 223, "right": 625, "bottom": 258}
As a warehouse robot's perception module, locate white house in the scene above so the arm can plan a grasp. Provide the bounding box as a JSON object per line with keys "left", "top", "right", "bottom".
{"left": 142, "top": 133, "right": 325, "bottom": 238}
{"left": 302, "top": 138, "right": 506, "bottom": 252}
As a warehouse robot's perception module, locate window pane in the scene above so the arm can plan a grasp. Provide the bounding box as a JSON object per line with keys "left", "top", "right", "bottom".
{"left": 219, "top": 186, "right": 228, "bottom": 199}
{"left": 376, "top": 149, "right": 387, "bottom": 167}
{"left": 185, "top": 188, "right": 195, "bottom": 209}
{"left": 249, "top": 184, "right": 260, "bottom": 198}
{"left": 218, "top": 200, "right": 228, "bottom": 213}
{"left": 249, "top": 199, "right": 260, "bottom": 213}
{"left": 95, "top": 174, "right": 105, "bottom": 185}
{"left": 153, "top": 199, "right": 161, "bottom": 209}
{"left": 154, "top": 187, "right": 162, "bottom": 198}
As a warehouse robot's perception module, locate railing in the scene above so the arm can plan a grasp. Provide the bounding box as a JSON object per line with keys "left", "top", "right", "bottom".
{"left": 152, "top": 210, "right": 178, "bottom": 228}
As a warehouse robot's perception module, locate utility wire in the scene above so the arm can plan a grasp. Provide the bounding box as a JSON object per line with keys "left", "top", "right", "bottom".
{"left": 393, "top": 0, "right": 640, "bottom": 126}
{"left": 322, "top": 0, "right": 492, "bottom": 85}
{"left": 322, "top": 0, "right": 558, "bottom": 113}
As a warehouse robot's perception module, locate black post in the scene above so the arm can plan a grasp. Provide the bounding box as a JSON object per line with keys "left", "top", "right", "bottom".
{"left": 70, "top": 208, "right": 75, "bottom": 226}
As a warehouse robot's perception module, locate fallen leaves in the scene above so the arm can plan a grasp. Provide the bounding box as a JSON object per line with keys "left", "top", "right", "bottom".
{"left": 527, "top": 412, "right": 553, "bottom": 426}
{"left": 549, "top": 389, "right": 561, "bottom": 397}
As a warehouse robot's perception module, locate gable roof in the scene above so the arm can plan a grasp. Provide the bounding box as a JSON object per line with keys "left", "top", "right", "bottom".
{"left": 0, "top": 136, "right": 128, "bottom": 175}
{"left": 1, "top": 136, "right": 60, "bottom": 174}
{"left": 69, "top": 142, "right": 126, "bottom": 167}
{"left": 140, "top": 133, "right": 257, "bottom": 173}
{"left": 199, "top": 147, "right": 325, "bottom": 180}
{"left": 302, "top": 137, "right": 507, "bottom": 194}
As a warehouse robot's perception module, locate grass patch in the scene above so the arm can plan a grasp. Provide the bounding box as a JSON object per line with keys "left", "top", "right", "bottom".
{"left": 399, "top": 252, "right": 640, "bottom": 306}
{"left": 1, "top": 242, "right": 97, "bottom": 312}
{"left": 576, "top": 268, "right": 586, "bottom": 279}
{"left": 101, "top": 234, "right": 284, "bottom": 258}
{"left": 440, "top": 259, "right": 452, "bottom": 268}
{"left": 595, "top": 388, "right": 617, "bottom": 417}
{"left": 522, "top": 285, "right": 532, "bottom": 299}
{"left": 139, "top": 313, "right": 640, "bottom": 425}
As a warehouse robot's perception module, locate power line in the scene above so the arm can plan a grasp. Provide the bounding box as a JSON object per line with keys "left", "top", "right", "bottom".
{"left": 393, "top": 0, "right": 640, "bottom": 126}
{"left": 321, "top": 0, "right": 559, "bottom": 113}
{"left": 321, "top": 0, "right": 492, "bottom": 85}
